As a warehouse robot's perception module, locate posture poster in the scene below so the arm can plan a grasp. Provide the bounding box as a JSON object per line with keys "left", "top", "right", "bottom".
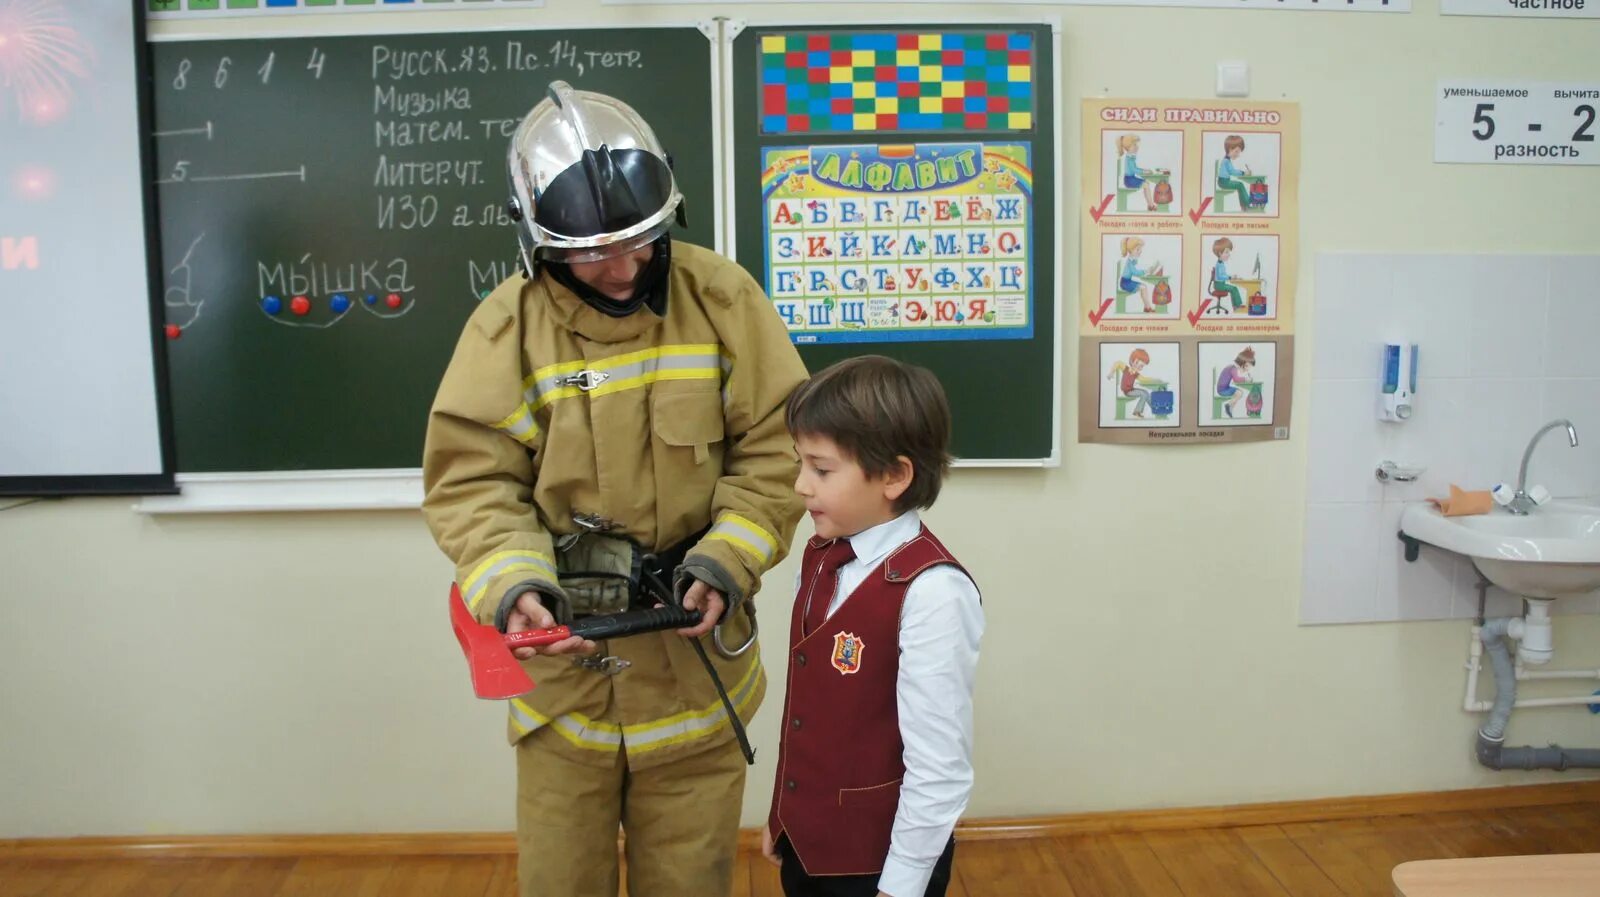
{"left": 1078, "top": 98, "right": 1299, "bottom": 445}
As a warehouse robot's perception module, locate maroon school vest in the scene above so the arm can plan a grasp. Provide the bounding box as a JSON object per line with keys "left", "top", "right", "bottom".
{"left": 768, "top": 525, "right": 970, "bottom": 876}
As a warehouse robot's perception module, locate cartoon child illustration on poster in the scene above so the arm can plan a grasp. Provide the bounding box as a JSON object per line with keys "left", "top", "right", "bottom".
{"left": 1198, "top": 342, "right": 1277, "bottom": 426}
{"left": 1203, "top": 132, "right": 1282, "bottom": 216}
{"left": 1101, "top": 234, "right": 1182, "bottom": 319}
{"left": 1103, "top": 131, "right": 1182, "bottom": 216}
{"left": 1100, "top": 343, "right": 1181, "bottom": 428}
{"left": 1199, "top": 235, "right": 1279, "bottom": 319}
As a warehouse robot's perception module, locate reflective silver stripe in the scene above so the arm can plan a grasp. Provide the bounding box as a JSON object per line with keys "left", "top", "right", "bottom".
{"left": 508, "top": 699, "right": 545, "bottom": 735}
{"left": 525, "top": 347, "right": 724, "bottom": 411}
{"left": 620, "top": 659, "right": 764, "bottom": 752}
{"left": 586, "top": 352, "right": 723, "bottom": 397}
{"left": 509, "top": 700, "right": 625, "bottom": 750}
{"left": 550, "top": 714, "right": 625, "bottom": 749}
{"left": 492, "top": 403, "right": 541, "bottom": 447}
{"left": 463, "top": 551, "right": 557, "bottom": 613}
{"left": 706, "top": 514, "right": 778, "bottom": 564}
{"left": 508, "top": 662, "right": 762, "bottom": 752}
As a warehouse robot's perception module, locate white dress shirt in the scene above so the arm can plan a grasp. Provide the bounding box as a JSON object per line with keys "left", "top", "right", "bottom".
{"left": 804, "top": 511, "right": 984, "bottom": 897}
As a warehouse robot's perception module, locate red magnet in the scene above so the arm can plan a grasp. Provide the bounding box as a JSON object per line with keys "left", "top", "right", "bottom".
{"left": 164, "top": 324, "right": 181, "bottom": 340}
{"left": 290, "top": 295, "right": 311, "bottom": 316}
{"left": 385, "top": 292, "right": 403, "bottom": 309}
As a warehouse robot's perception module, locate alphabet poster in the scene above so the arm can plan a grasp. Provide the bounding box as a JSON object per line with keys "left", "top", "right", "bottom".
{"left": 762, "top": 142, "right": 1034, "bottom": 344}
{"left": 1079, "top": 98, "right": 1300, "bottom": 445}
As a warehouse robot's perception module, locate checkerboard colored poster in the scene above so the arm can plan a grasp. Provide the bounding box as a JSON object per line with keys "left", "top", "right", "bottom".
{"left": 758, "top": 31, "right": 1034, "bottom": 136}
{"left": 762, "top": 142, "right": 1033, "bottom": 345}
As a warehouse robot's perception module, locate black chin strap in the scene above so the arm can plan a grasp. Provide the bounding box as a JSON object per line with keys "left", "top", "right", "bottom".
{"left": 546, "top": 235, "right": 672, "bottom": 318}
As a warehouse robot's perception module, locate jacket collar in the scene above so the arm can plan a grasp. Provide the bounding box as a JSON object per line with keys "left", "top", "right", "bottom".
{"left": 535, "top": 271, "right": 665, "bottom": 344}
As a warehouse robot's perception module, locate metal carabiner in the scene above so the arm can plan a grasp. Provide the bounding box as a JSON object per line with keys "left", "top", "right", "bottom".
{"left": 713, "top": 606, "right": 758, "bottom": 658}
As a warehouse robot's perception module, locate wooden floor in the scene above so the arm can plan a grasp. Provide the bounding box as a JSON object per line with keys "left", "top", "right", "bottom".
{"left": 4, "top": 804, "right": 1600, "bottom": 896}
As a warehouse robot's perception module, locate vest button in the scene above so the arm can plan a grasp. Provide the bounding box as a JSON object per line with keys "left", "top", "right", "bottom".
{"left": 791, "top": 717, "right": 801, "bottom": 729}
{"left": 785, "top": 779, "right": 797, "bottom": 791}
{"left": 796, "top": 653, "right": 807, "bottom": 667}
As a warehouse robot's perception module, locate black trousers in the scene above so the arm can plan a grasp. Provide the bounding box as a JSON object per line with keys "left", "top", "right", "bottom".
{"left": 776, "top": 834, "right": 955, "bottom": 897}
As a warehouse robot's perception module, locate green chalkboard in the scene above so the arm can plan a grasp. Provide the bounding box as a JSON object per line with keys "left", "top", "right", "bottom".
{"left": 150, "top": 28, "right": 715, "bottom": 472}
{"left": 731, "top": 24, "right": 1058, "bottom": 462}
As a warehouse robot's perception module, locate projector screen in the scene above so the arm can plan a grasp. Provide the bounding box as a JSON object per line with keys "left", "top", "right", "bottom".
{"left": 0, "top": 0, "right": 173, "bottom": 496}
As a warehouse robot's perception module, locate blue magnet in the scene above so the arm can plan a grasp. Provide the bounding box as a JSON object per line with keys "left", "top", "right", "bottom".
{"left": 262, "top": 295, "right": 283, "bottom": 315}
{"left": 331, "top": 293, "right": 352, "bottom": 314}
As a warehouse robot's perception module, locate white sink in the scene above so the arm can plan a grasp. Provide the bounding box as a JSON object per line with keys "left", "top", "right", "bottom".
{"left": 1399, "top": 500, "right": 1600, "bottom": 599}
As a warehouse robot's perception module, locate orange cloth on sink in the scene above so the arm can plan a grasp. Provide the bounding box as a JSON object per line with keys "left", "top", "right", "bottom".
{"left": 1428, "top": 485, "right": 1494, "bottom": 517}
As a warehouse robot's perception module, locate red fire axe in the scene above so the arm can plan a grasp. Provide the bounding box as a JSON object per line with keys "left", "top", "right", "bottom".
{"left": 448, "top": 584, "right": 702, "bottom": 699}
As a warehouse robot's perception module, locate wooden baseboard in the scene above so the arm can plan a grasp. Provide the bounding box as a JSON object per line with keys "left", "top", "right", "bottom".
{"left": 7, "top": 780, "right": 1600, "bottom": 861}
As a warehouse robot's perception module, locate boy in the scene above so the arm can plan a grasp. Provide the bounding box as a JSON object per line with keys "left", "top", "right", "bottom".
{"left": 761, "top": 355, "right": 985, "bottom": 897}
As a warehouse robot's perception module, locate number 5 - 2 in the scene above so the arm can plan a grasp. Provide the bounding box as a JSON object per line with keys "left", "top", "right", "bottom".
{"left": 1472, "top": 103, "right": 1496, "bottom": 141}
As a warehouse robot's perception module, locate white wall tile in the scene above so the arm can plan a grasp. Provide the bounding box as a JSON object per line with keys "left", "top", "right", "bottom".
{"left": 1469, "top": 255, "right": 1551, "bottom": 379}
{"left": 1301, "top": 502, "right": 1382, "bottom": 625}
{"left": 1546, "top": 256, "right": 1600, "bottom": 379}
{"left": 1532, "top": 381, "right": 1600, "bottom": 499}
{"left": 1378, "top": 499, "right": 1456, "bottom": 622}
{"left": 1307, "top": 380, "right": 1387, "bottom": 504}
{"left": 1486, "top": 587, "right": 1524, "bottom": 619}
{"left": 1448, "top": 556, "right": 1484, "bottom": 619}
{"left": 1389, "top": 255, "right": 1475, "bottom": 380}
{"left": 1462, "top": 379, "right": 1552, "bottom": 490}
{"left": 1303, "top": 253, "right": 1600, "bottom": 626}
{"left": 1403, "top": 377, "right": 1470, "bottom": 490}
{"left": 1314, "top": 254, "right": 1390, "bottom": 381}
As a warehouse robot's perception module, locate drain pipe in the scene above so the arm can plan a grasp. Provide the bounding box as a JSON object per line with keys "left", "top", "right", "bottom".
{"left": 1470, "top": 578, "right": 1600, "bottom": 770}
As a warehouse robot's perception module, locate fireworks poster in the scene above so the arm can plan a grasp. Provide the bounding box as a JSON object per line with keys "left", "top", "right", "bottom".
{"left": 1, "top": 0, "right": 170, "bottom": 485}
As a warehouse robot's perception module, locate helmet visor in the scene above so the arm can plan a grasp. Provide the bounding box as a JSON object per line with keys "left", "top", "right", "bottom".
{"left": 535, "top": 220, "right": 671, "bottom": 265}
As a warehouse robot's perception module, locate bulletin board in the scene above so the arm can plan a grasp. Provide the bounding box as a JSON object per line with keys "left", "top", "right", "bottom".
{"left": 730, "top": 22, "right": 1061, "bottom": 464}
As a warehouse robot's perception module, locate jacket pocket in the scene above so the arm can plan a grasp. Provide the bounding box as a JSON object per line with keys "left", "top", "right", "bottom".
{"left": 651, "top": 387, "right": 724, "bottom": 463}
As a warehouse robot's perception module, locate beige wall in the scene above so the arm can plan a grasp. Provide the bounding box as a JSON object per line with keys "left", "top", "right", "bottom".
{"left": 4, "top": 0, "right": 1598, "bottom": 838}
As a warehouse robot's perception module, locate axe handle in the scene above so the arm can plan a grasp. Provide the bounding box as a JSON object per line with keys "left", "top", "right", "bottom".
{"left": 503, "top": 605, "right": 704, "bottom": 650}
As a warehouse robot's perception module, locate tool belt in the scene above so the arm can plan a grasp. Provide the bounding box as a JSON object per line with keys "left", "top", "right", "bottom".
{"left": 553, "top": 527, "right": 703, "bottom": 620}
{"left": 553, "top": 521, "right": 758, "bottom": 766}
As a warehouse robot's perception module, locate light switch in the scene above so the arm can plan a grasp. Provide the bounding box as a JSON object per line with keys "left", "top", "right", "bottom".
{"left": 1216, "top": 61, "right": 1250, "bottom": 98}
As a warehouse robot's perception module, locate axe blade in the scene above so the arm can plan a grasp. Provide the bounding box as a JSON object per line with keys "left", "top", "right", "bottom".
{"left": 449, "top": 583, "right": 535, "bottom": 700}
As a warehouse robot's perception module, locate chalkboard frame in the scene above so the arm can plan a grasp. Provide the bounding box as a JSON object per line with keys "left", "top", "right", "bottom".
{"left": 135, "top": 16, "right": 1060, "bottom": 513}
{"left": 138, "top": 18, "right": 727, "bottom": 512}
{"left": 722, "top": 14, "right": 1064, "bottom": 468}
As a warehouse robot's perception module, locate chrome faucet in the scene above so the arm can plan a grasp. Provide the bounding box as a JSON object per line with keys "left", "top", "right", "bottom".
{"left": 1509, "top": 419, "right": 1580, "bottom": 515}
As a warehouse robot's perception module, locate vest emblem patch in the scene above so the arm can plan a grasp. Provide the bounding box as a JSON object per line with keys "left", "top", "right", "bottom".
{"left": 831, "top": 631, "right": 865, "bottom": 675}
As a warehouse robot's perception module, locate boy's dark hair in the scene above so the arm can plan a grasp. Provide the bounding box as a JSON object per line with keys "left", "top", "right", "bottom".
{"left": 785, "top": 355, "right": 952, "bottom": 513}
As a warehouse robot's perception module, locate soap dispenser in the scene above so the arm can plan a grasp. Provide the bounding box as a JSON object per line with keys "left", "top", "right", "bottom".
{"left": 1379, "top": 343, "right": 1417, "bottom": 422}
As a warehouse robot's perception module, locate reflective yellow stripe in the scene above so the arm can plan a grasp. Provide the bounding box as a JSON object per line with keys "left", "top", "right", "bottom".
{"left": 491, "top": 403, "right": 541, "bottom": 447}
{"left": 509, "top": 699, "right": 624, "bottom": 750}
{"left": 506, "top": 659, "right": 763, "bottom": 754}
{"left": 524, "top": 345, "right": 726, "bottom": 413}
{"left": 621, "top": 659, "right": 764, "bottom": 754}
{"left": 706, "top": 513, "right": 780, "bottom": 565}
{"left": 527, "top": 358, "right": 588, "bottom": 384}
{"left": 462, "top": 550, "right": 557, "bottom": 613}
